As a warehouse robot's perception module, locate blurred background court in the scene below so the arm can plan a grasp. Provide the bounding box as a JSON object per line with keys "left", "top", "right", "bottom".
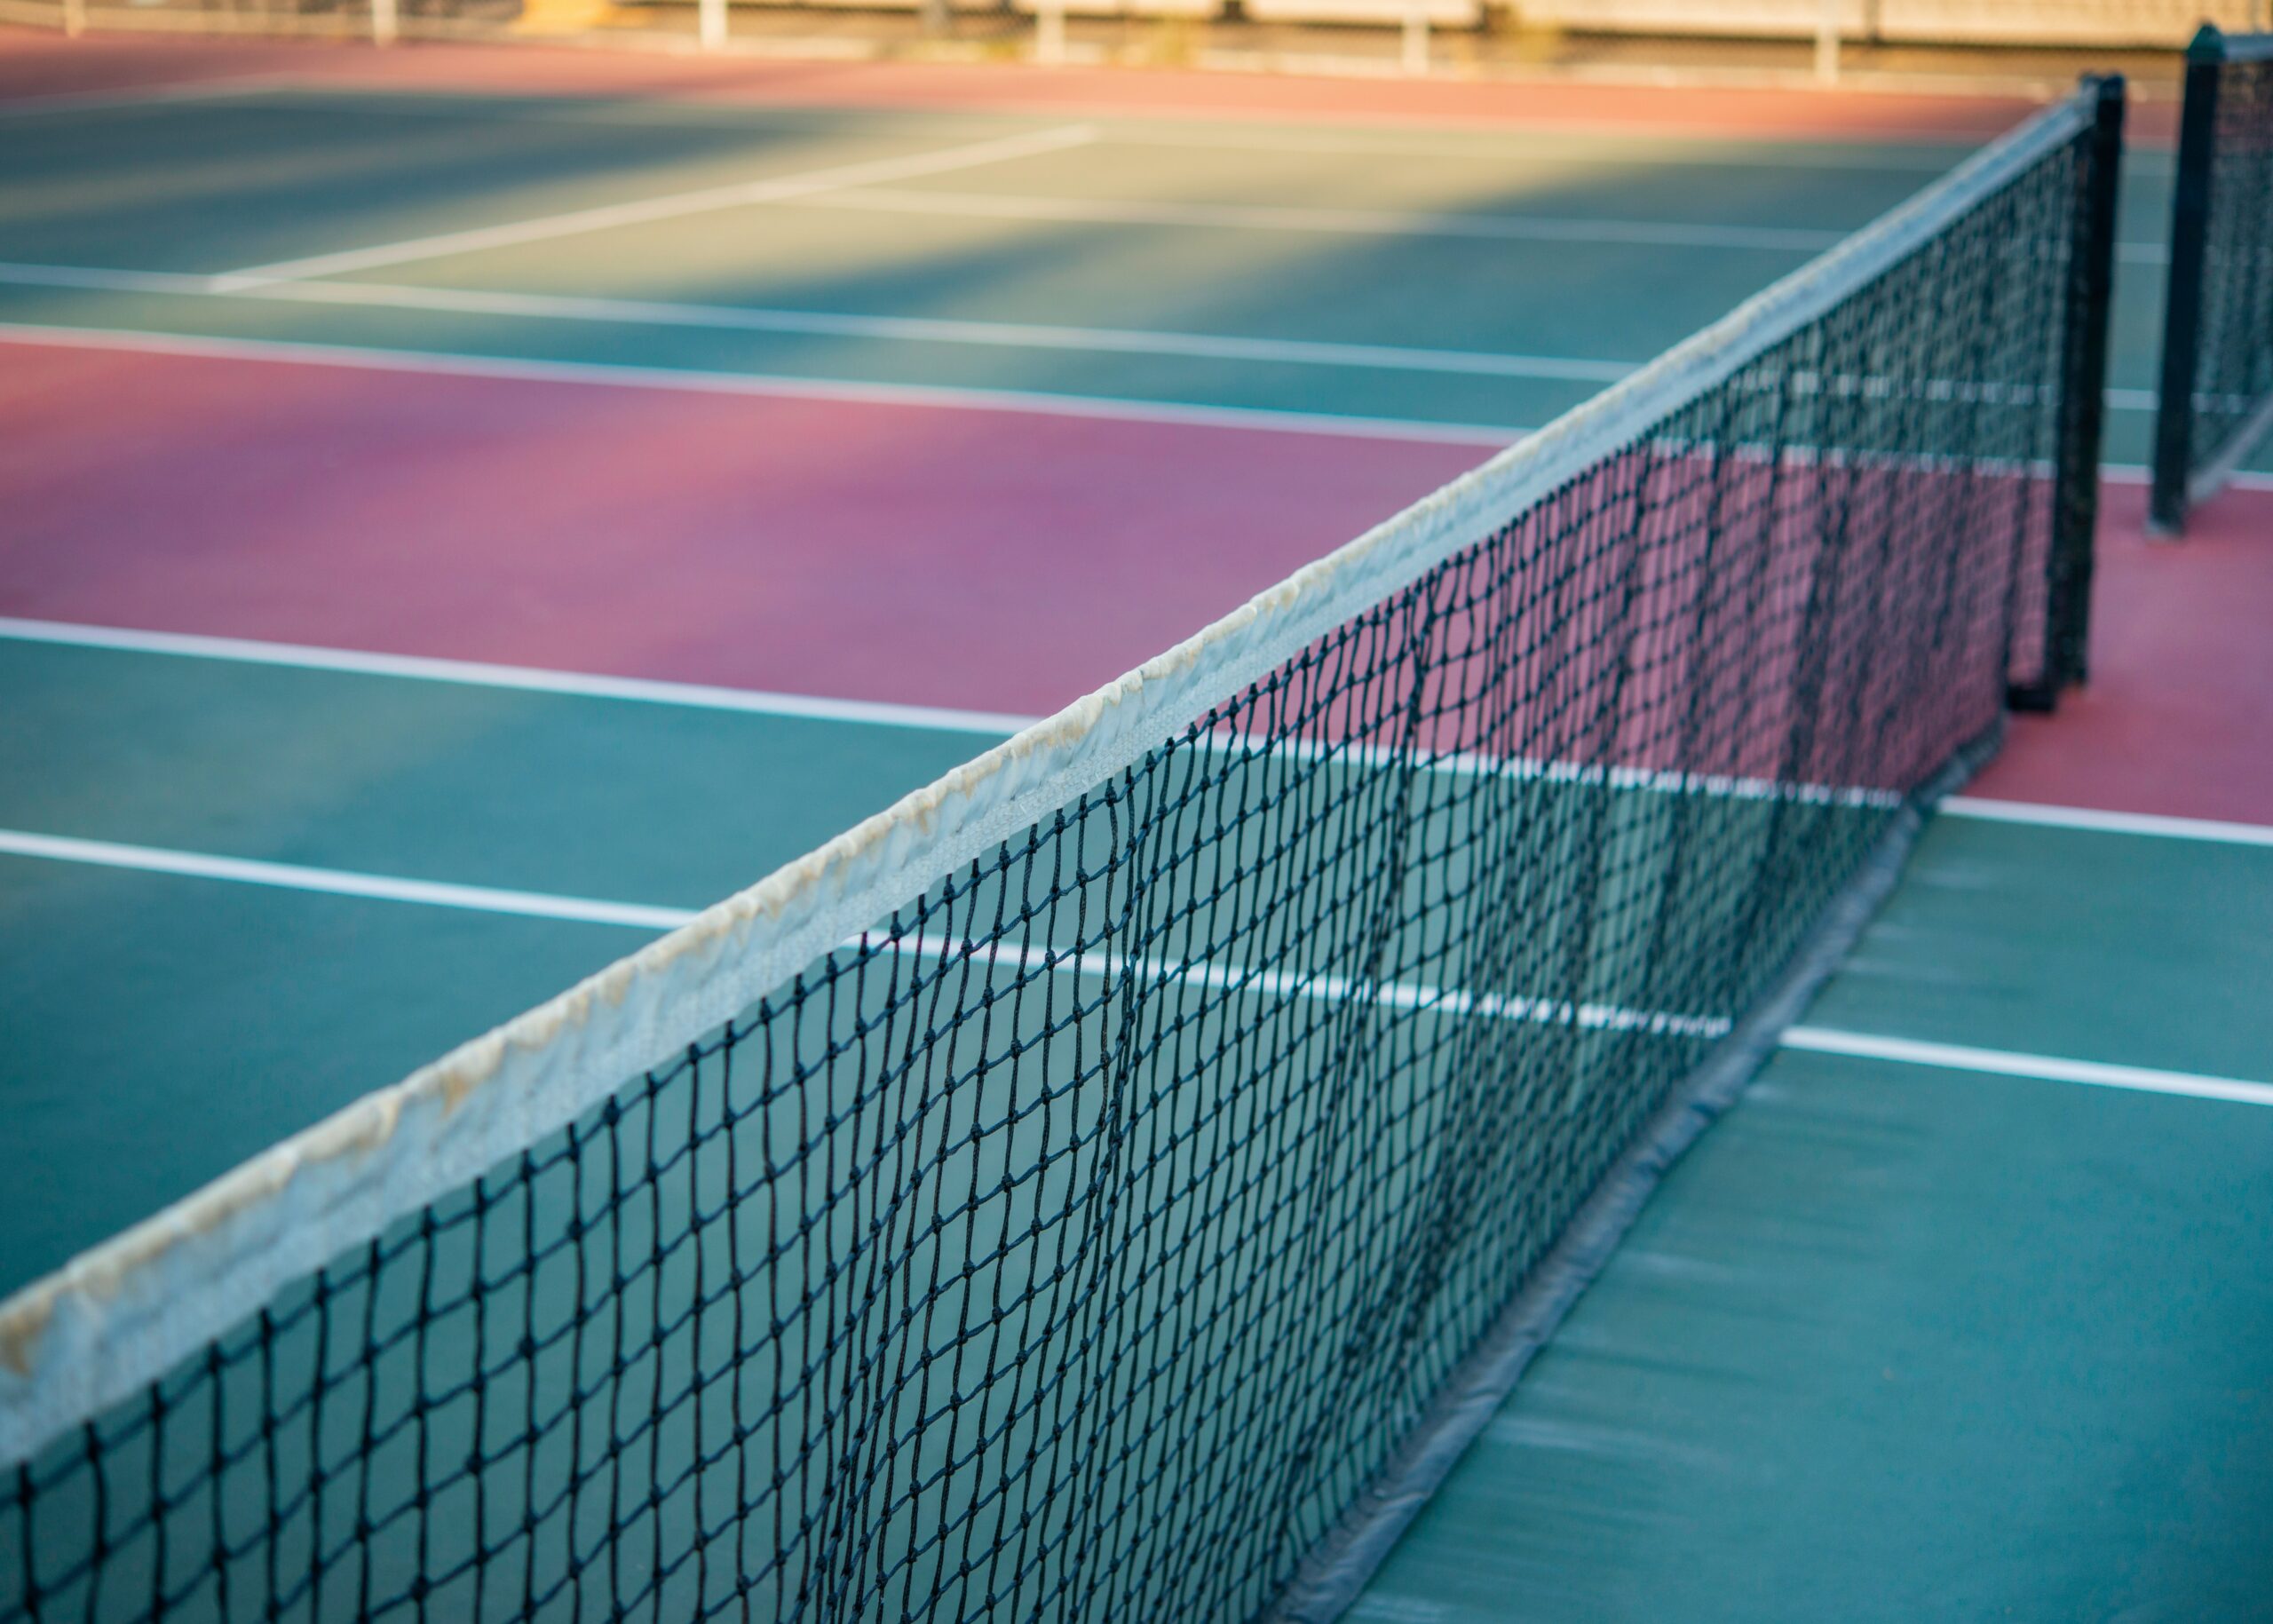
{"left": 3, "top": 20, "right": 2271, "bottom": 1620}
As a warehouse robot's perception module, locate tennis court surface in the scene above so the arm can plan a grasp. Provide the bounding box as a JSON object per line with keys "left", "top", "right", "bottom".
{"left": 4, "top": 30, "right": 2272, "bottom": 1622}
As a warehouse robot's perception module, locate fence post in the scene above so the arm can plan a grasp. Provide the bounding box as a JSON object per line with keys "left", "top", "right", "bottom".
{"left": 62, "top": 0, "right": 87, "bottom": 35}
{"left": 370, "top": 0, "right": 397, "bottom": 43}
{"left": 699, "top": 0, "right": 726, "bottom": 47}
{"left": 2148, "top": 26, "right": 2226, "bottom": 536}
{"left": 1035, "top": 0, "right": 1065, "bottom": 64}
{"left": 1402, "top": 0, "right": 1428, "bottom": 75}
{"left": 1814, "top": 0, "right": 1840, "bottom": 83}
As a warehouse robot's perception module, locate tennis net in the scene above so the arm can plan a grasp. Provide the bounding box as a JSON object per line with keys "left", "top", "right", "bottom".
{"left": 2150, "top": 24, "right": 2273, "bottom": 534}
{"left": 2, "top": 80, "right": 2120, "bottom": 1624}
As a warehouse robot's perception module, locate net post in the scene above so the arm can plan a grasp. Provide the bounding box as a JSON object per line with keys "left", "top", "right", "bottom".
{"left": 61, "top": 0, "right": 86, "bottom": 36}
{"left": 2148, "top": 27, "right": 2225, "bottom": 538}
{"left": 369, "top": 0, "right": 397, "bottom": 44}
{"left": 1815, "top": 0, "right": 1840, "bottom": 83}
{"left": 2015, "top": 74, "right": 2124, "bottom": 712}
{"left": 1035, "top": 0, "right": 1065, "bottom": 63}
{"left": 698, "top": 0, "right": 726, "bottom": 48}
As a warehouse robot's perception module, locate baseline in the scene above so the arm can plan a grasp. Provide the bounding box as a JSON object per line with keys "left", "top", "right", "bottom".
{"left": 0, "top": 321, "right": 1526, "bottom": 443}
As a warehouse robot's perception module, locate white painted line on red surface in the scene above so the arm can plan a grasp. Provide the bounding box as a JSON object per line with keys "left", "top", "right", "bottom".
{"left": 2099, "top": 463, "right": 2273, "bottom": 491}
{"left": 0, "top": 618, "right": 1036, "bottom": 735}
{"left": 0, "top": 322, "right": 1525, "bottom": 444}
{"left": 0, "top": 261, "right": 1635, "bottom": 384}
{"left": 0, "top": 260, "right": 2165, "bottom": 415}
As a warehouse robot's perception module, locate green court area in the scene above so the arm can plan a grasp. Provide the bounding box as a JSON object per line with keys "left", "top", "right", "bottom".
{"left": 1353, "top": 817, "right": 2273, "bottom": 1622}
{"left": 0, "top": 79, "right": 2248, "bottom": 467}
{"left": 4, "top": 65, "right": 2271, "bottom": 1624}
{"left": 0, "top": 634, "right": 991, "bottom": 1293}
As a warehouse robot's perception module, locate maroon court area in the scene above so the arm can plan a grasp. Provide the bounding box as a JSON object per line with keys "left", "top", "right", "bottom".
{"left": 0, "top": 339, "right": 1487, "bottom": 717}
{"left": 1971, "top": 479, "right": 2273, "bottom": 828}
{"left": 6, "top": 337, "right": 2265, "bottom": 826}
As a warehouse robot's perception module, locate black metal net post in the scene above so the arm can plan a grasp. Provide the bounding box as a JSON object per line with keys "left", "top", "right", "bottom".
{"left": 2012, "top": 73, "right": 2123, "bottom": 711}
{"left": 2150, "top": 28, "right": 2229, "bottom": 536}
{"left": 2150, "top": 27, "right": 2273, "bottom": 536}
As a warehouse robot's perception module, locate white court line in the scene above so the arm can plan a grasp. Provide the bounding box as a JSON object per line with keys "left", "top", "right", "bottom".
{"left": 1942, "top": 796, "right": 2273, "bottom": 849}
{"left": 9, "top": 832, "right": 2256, "bottom": 1100}
{"left": 0, "top": 828, "right": 1728, "bottom": 1039}
{"left": 0, "top": 617, "right": 1899, "bottom": 812}
{"left": 791, "top": 187, "right": 1849, "bottom": 255}
{"left": 0, "top": 265, "right": 2166, "bottom": 414}
{"left": 1781, "top": 1027, "right": 2273, "bottom": 1108}
{"left": 210, "top": 123, "right": 1099, "bottom": 288}
{"left": 0, "top": 617, "right": 1034, "bottom": 735}
{"left": 2100, "top": 463, "right": 2273, "bottom": 491}
{"left": 0, "top": 830, "right": 696, "bottom": 931}
{"left": 0, "top": 322, "right": 1525, "bottom": 445}
{"left": 0, "top": 262, "right": 1636, "bottom": 386}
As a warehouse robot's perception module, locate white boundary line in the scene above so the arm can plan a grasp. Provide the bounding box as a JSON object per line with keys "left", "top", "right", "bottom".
{"left": 10, "top": 828, "right": 2255, "bottom": 1107}
{"left": 2100, "top": 463, "right": 2273, "bottom": 491}
{"left": 1782, "top": 1026, "right": 2273, "bottom": 1108}
{"left": 812, "top": 186, "right": 2182, "bottom": 265}
{"left": 19, "top": 626, "right": 2261, "bottom": 850}
{"left": 0, "top": 618, "right": 1035, "bottom": 735}
{"left": 1941, "top": 796, "right": 2273, "bottom": 848}
{"left": 0, "top": 323, "right": 1525, "bottom": 444}
{"left": 0, "top": 830, "right": 696, "bottom": 931}
{"left": 0, "top": 617, "right": 1897, "bottom": 811}
{"left": 0, "top": 265, "right": 2166, "bottom": 416}
{"left": 0, "top": 828, "right": 1728, "bottom": 1042}
{"left": 0, "top": 262, "right": 1636, "bottom": 386}
{"left": 211, "top": 123, "right": 1100, "bottom": 287}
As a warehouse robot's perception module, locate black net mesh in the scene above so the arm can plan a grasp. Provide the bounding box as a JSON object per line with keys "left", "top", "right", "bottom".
{"left": 1, "top": 92, "right": 2118, "bottom": 1624}
{"left": 2152, "top": 31, "right": 2273, "bottom": 529}
{"left": 2186, "top": 45, "right": 2273, "bottom": 474}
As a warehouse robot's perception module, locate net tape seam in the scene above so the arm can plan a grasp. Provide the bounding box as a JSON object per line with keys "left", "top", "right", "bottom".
{"left": 0, "top": 89, "right": 2094, "bottom": 1470}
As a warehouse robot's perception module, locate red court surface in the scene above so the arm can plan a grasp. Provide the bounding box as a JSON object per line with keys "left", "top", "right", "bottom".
{"left": 1973, "top": 479, "right": 2273, "bottom": 828}
{"left": 0, "top": 31, "right": 2242, "bottom": 823}
{"left": 0, "top": 340, "right": 1485, "bottom": 716}
{"left": 0, "top": 28, "right": 2110, "bottom": 144}
{"left": 9, "top": 337, "right": 2263, "bottom": 826}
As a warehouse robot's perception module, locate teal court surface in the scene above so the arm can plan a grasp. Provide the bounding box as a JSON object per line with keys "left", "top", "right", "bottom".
{"left": 4, "top": 31, "right": 2273, "bottom": 1620}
